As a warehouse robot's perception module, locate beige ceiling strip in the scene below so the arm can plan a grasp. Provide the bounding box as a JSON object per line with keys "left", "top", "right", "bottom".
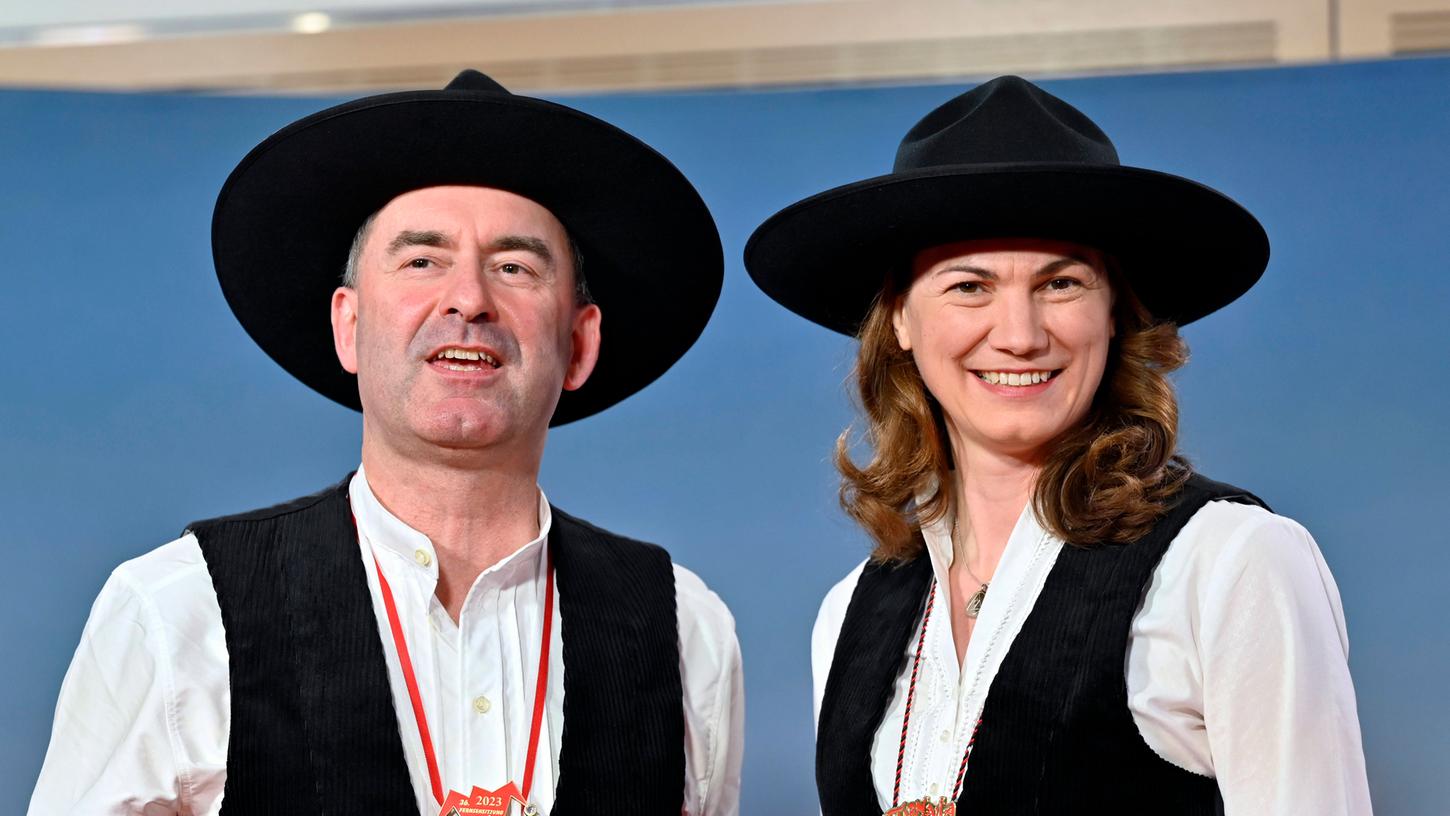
{"left": 0, "top": 0, "right": 1374, "bottom": 93}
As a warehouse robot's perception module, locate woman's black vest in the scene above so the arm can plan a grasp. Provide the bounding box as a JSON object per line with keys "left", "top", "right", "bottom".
{"left": 817, "top": 473, "right": 1264, "bottom": 816}
{"left": 189, "top": 476, "right": 685, "bottom": 815}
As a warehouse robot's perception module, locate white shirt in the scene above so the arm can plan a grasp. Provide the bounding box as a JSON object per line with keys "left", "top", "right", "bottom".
{"left": 31, "top": 468, "right": 743, "bottom": 816}
{"left": 811, "top": 498, "right": 1373, "bottom": 815}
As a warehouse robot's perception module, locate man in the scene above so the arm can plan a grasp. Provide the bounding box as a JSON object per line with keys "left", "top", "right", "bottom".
{"left": 31, "top": 70, "right": 741, "bottom": 815}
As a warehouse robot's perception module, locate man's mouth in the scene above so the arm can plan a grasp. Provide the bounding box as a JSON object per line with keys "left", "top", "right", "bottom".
{"left": 973, "top": 369, "right": 1060, "bottom": 387}
{"left": 429, "top": 347, "right": 502, "bottom": 372}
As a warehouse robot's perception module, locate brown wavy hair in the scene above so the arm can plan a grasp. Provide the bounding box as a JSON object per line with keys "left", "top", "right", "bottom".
{"left": 836, "top": 264, "right": 1191, "bottom": 562}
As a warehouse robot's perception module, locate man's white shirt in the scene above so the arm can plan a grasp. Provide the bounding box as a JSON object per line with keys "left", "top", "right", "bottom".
{"left": 811, "top": 499, "right": 1373, "bottom": 815}
{"left": 31, "top": 468, "right": 744, "bottom": 815}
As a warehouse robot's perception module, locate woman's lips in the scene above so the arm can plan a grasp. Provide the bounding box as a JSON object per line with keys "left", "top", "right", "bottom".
{"left": 971, "top": 368, "right": 1061, "bottom": 396}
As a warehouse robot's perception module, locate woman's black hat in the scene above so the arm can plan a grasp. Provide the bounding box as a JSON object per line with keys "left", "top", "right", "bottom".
{"left": 744, "top": 75, "right": 1268, "bottom": 336}
{"left": 212, "top": 69, "right": 722, "bottom": 425}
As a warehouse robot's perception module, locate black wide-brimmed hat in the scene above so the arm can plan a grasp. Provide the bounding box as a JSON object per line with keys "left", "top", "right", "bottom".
{"left": 213, "top": 70, "right": 722, "bottom": 425}
{"left": 744, "top": 75, "right": 1268, "bottom": 336}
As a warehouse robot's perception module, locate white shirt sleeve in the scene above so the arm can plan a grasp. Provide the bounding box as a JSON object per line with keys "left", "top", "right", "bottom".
{"left": 674, "top": 564, "right": 745, "bottom": 816}
{"left": 28, "top": 534, "right": 229, "bottom": 816}
{"left": 1175, "top": 502, "right": 1372, "bottom": 815}
{"left": 29, "top": 565, "right": 186, "bottom": 815}
{"left": 705, "top": 624, "right": 745, "bottom": 816}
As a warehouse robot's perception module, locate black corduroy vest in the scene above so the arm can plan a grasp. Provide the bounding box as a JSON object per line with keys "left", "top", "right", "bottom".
{"left": 190, "top": 475, "right": 686, "bottom": 815}
{"left": 817, "top": 474, "right": 1265, "bottom": 816}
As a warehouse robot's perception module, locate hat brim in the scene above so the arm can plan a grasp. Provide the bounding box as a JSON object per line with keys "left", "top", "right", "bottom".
{"left": 213, "top": 89, "right": 722, "bottom": 425}
{"left": 744, "top": 163, "right": 1267, "bottom": 335}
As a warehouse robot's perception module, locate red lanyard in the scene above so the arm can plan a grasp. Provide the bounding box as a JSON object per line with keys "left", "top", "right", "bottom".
{"left": 891, "top": 579, "right": 982, "bottom": 809}
{"left": 372, "top": 544, "right": 555, "bottom": 808}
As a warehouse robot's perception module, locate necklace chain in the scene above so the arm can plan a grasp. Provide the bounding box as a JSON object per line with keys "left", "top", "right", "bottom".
{"left": 951, "top": 515, "right": 989, "bottom": 618}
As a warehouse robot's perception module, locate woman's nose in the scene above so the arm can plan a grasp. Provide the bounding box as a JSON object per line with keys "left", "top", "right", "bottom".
{"left": 988, "top": 292, "right": 1048, "bottom": 357}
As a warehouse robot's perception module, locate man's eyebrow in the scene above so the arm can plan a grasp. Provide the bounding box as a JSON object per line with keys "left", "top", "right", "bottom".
{"left": 386, "top": 230, "right": 454, "bottom": 254}
{"left": 489, "top": 234, "right": 555, "bottom": 266}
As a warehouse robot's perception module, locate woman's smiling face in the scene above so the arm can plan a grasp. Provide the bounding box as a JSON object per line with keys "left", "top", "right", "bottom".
{"left": 892, "top": 238, "right": 1115, "bottom": 462}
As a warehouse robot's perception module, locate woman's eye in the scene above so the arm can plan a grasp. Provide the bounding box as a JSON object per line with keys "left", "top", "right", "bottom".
{"left": 1045, "top": 277, "right": 1081, "bottom": 291}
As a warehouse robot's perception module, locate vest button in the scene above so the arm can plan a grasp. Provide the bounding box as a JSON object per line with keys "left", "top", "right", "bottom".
{"left": 473, "top": 695, "right": 491, "bottom": 714}
{"left": 414, "top": 549, "right": 432, "bottom": 567}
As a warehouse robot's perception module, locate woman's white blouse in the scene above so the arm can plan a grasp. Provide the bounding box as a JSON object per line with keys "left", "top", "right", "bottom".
{"left": 811, "top": 499, "right": 1373, "bottom": 815}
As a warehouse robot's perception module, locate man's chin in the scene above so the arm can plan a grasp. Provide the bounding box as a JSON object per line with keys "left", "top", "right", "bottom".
{"left": 410, "top": 400, "right": 548, "bottom": 451}
{"left": 414, "top": 412, "right": 508, "bottom": 448}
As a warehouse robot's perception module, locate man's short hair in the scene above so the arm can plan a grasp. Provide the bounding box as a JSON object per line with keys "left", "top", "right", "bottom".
{"left": 341, "top": 209, "right": 593, "bottom": 306}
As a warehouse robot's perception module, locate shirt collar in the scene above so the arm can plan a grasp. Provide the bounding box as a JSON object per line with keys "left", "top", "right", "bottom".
{"left": 348, "top": 465, "right": 553, "bottom": 582}
{"left": 916, "top": 474, "right": 1050, "bottom": 595}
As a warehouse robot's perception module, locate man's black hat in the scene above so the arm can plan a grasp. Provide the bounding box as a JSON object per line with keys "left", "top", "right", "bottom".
{"left": 213, "top": 69, "right": 722, "bottom": 425}
{"left": 744, "top": 75, "right": 1268, "bottom": 336}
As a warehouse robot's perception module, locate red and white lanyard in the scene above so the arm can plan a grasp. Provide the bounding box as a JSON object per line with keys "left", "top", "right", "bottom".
{"left": 371, "top": 541, "right": 555, "bottom": 812}
{"left": 888, "top": 579, "right": 982, "bottom": 814}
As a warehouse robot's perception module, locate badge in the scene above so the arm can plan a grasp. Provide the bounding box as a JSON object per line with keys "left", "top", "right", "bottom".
{"left": 884, "top": 797, "right": 955, "bottom": 816}
{"left": 437, "top": 782, "right": 525, "bottom": 816}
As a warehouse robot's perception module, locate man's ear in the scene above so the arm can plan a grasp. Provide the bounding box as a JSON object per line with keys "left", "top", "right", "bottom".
{"left": 562, "top": 303, "right": 602, "bottom": 391}
{"left": 331, "top": 286, "right": 360, "bottom": 374}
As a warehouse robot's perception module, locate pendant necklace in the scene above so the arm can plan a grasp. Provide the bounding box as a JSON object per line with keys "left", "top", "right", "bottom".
{"left": 953, "top": 516, "right": 989, "bottom": 619}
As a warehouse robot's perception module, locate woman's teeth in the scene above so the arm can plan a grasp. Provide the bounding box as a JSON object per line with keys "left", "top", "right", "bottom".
{"left": 976, "top": 370, "right": 1055, "bottom": 386}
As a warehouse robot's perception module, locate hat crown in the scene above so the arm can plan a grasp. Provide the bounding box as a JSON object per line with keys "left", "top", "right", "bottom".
{"left": 894, "top": 75, "right": 1119, "bottom": 172}
{"left": 444, "top": 68, "right": 510, "bottom": 95}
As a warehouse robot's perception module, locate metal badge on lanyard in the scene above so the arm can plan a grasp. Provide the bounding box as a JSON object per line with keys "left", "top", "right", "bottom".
{"left": 884, "top": 797, "right": 955, "bottom": 816}
{"left": 439, "top": 783, "right": 537, "bottom": 816}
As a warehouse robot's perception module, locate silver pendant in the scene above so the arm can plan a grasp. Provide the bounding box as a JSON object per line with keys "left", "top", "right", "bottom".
{"left": 964, "top": 583, "right": 988, "bottom": 618}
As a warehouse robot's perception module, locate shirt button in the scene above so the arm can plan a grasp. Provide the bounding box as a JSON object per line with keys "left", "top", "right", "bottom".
{"left": 473, "top": 695, "right": 491, "bottom": 714}
{"left": 414, "top": 549, "right": 432, "bottom": 567}
{"left": 929, "top": 783, "right": 939, "bottom": 796}
{"left": 939, "top": 729, "right": 951, "bottom": 743}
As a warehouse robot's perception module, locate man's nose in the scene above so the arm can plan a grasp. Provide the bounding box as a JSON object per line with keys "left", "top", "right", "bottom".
{"left": 988, "top": 291, "right": 1048, "bottom": 357}
{"left": 438, "top": 267, "right": 495, "bottom": 322}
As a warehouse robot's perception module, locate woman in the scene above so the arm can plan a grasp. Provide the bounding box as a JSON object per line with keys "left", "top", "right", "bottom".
{"left": 744, "top": 76, "right": 1371, "bottom": 815}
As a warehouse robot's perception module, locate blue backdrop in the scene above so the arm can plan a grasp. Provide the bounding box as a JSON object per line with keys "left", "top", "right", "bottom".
{"left": 3, "top": 57, "right": 1447, "bottom": 814}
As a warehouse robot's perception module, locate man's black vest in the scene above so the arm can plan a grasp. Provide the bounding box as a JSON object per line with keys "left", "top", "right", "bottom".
{"left": 189, "top": 476, "right": 685, "bottom": 814}
{"left": 817, "top": 473, "right": 1264, "bottom": 815}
